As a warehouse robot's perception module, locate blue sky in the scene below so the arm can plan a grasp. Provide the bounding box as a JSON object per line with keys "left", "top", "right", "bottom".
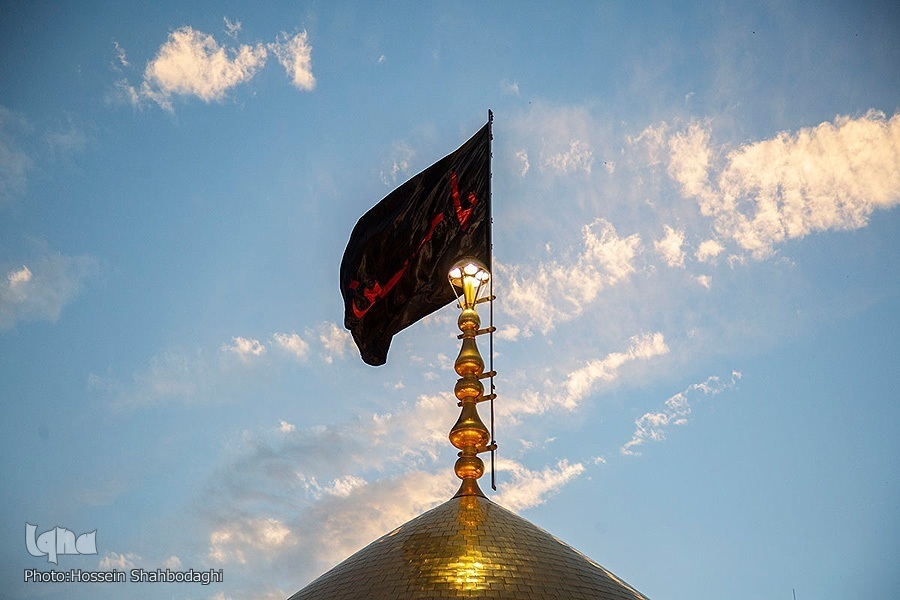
{"left": 1, "top": 2, "right": 898, "bottom": 599}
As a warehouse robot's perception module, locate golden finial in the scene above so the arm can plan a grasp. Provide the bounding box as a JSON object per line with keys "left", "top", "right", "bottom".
{"left": 447, "top": 259, "right": 496, "bottom": 497}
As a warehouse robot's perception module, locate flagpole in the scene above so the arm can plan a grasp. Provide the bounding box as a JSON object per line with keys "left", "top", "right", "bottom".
{"left": 487, "top": 109, "right": 497, "bottom": 491}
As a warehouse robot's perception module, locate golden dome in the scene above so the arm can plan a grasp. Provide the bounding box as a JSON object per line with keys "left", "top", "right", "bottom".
{"left": 287, "top": 489, "right": 648, "bottom": 600}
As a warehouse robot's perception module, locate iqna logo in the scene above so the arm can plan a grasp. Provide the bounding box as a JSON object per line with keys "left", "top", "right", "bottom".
{"left": 26, "top": 524, "right": 97, "bottom": 564}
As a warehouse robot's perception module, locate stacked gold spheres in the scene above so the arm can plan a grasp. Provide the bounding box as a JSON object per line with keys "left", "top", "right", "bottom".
{"left": 448, "top": 260, "right": 491, "bottom": 496}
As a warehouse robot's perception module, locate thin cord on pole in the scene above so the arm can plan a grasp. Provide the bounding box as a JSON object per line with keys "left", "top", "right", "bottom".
{"left": 489, "top": 267, "right": 496, "bottom": 490}
{"left": 487, "top": 109, "right": 496, "bottom": 491}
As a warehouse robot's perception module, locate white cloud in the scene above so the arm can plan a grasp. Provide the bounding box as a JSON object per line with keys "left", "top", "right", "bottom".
{"left": 163, "top": 555, "right": 182, "bottom": 569}
{"left": 269, "top": 30, "right": 315, "bottom": 91}
{"left": 621, "top": 371, "right": 741, "bottom": 456}
{"left": 318, "top": 322, "right": 351, "bottom": 363}
{"left": 322, "top": 475, "right": 367, "bottom": 498}
{"left": 501, "top": 218, "right": 640, "bottom": 334}
{"left": 136, "top": 26, "right": 267, "bottom": 110}
{"left": 113, "top": 41, "right": 130, "bottom": 68}
{"left": 272, "top": 331, "right": 309, "bottom": 360}
{"left": 377, "top": 54, "right": 386, "bottom": 64}
{"left": 666, "top": 120, "right": 715, "bottom": 201}
{"left": 496, "top": 323, "right": 521, "bottom": 341}
{"left": 222, "top": 336, "right": 266, "bottom": 360}
{"left": 515, "top": 149, "right": 530, "bottom": 177}
{"left": 563, "top": 332, "right": 669, "bottom": 409}
{"left": 381, "top": 141, "right": 414, "bottom": 185}
{"left": 500, "top": 78, "right": 520, "bottom": 96}
{"left": 208, "top": 517, "right": 293, "bottom": 565}
{"left": 542, "top": 139, "right": 594, "bottom": 175}
{"left": 695, "top": 274, "right": 712, "bottom": 289}
{"left": 99, "top": 551, "right": 138, "bottom": 570}
{"left": 695, "top": 238, "right": 725, "bottom": 263}
{"left": 494, "top": 459, "right": 585, "bottom": 512}
{"left": 501, "top": 331, "right": 670, "bottom": 419}
{"left": 654, "top": 225, "right": 686, "bottom": 267}
{"left": 0, "top": 252, "right": 97, "bottom": 329}
{"left": 223, "top": 17, "right": 242, "bottom": 39}
{"left": 277, "top": 420, "right": 296, "bottom": 433}
{"left": 663, "top": 111, "right": 900, "bottom": 258}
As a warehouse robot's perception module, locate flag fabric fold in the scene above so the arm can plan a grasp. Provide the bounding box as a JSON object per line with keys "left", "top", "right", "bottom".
{"left": 340, "top": 121, "right": 491, "bottom": 366}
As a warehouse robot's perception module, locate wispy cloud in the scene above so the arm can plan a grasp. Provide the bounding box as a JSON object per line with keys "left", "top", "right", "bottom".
{"left": 494, "top": 458, "right": 585, "bottom": 511}
{"left": 502, "top": 331, "right": 669, "bottom": 419}
{"left": 501, "top": 218, "right": 641, "bottom": 335}
{"left": 380, "top": 141, "right": 414, "bottom": 185}
{"left": 511, "top": 103, "right": 599, "bottom": 179}
{"left": 0, "top": 251, "right": 98, "bottom": 330}
{"left": 112, "top": 41, "right": 130, "bottom": 68}
{"left": 269, "top": 30, "right": 315, "bottom": 91}
{"left": 621, "top": 371, "right": 741, "bottom": 456}
{"left": 92, "top": 321, "right": 356, "bottom": 409}
{"left": 223, "top": 17, "right": 242, "bottom": 39}
{"left": 563, "top": 332, "right": 669, "bottom": 409}
{"left": 659, "top": 111, "right": 900, "bottom": 258}
{"left": 500, "top": 78, "right": 520, "bottom": 96}
{"left": 0, "top": 105, "right": 32, "bottom": 204}
{"left": 542, "top": 139, "right": 594, "bottom": 175}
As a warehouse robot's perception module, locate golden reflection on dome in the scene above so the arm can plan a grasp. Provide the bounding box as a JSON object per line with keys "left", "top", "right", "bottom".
{"left": 288, "top": 493, "right": 649, "bottom": 600}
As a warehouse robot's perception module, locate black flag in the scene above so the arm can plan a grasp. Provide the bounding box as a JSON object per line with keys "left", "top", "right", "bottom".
{"left": 341, "top": 121, "right": 491, "bottom": 366}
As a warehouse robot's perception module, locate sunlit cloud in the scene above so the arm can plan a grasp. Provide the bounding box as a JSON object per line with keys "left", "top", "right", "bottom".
{"left": 136, "top": 26, "right": 267, "bottom": 110}
{"left": 695, "top": 238, "right": 725, "bottom": 263}
{"left": 501, "top": 218, "right": 641, "bottom": 335}
{"left": 272, "top": 331, "right": 309, "bottom": 360}
{"left": 318, "top": 321, "right": 352, "bottom": 363}
{"left": 269, "top": 30, "right": 315, "bottom": 91}
{"left": 654, "top": 225, "right": 686, "bottom": 268}
{"left": 113, "top": 24, "right": 313, "bottom": 110}
{"left": 277, "top": 420, "right": 296, "bottom": 433}
{"left": 659, "top": 111, "right": 900, "bottom": 258}
{"left": 563, "top": 332, "right": 669, "bottom": 409}
{"left": 222, "top": 336, "right": 266, "bottom": 361}
{"left": 208, "top": 517, "right": 293, "bottom": 565}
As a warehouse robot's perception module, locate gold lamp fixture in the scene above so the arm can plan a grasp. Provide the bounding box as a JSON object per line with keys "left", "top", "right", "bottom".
{"left": 447, "top": 258, "right": 496, "bottom": 497}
